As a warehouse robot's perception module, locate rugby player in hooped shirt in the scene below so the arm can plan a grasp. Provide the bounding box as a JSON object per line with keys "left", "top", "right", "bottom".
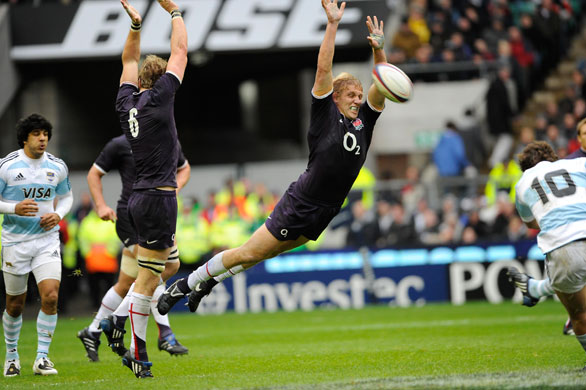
{"left": 115, "top": 0, "right": 187, "bottom": 378}
{"left": 158, "top": 0, "right": 389, "bottom": 314}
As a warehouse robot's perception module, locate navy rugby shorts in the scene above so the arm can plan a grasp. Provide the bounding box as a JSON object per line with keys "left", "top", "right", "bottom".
{"left": 128, "top": 189, "right": 177, "bottom": 250}
{"left": 115, "top": 207, "right": 138, "bottom": 248}
{"left": 265, "top": 190, "right": 340, "bottom": 241}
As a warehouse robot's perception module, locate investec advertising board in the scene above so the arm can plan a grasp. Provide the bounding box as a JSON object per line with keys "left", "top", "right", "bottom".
{"left": 173, "top": 240, "right": 548, "bottom": 314}
{"left": 10, "top": 0, "right": 389, "bottom": 60}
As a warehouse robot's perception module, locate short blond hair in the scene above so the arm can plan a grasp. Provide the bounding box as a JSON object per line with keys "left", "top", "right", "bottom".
{"left": 138, "top": 55, "right": 168, "bottom": 89}
{"left": 333, "top": 72, "right": 362, "bottom": 95}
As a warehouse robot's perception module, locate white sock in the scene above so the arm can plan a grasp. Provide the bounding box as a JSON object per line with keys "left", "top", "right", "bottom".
{"left": 151, "top": 284, "right": 170, "bottom": 327}
{"left": 128, "top": 292, "right": 151, "bottom": 359}
{"left": 215, "top": 265, "right": 245, "bottom": 282}
{"left": 90, "top": 287, "right": 124, "bottom": 333}
{"left": 36, "top": 310, "right": 57, "bottom": 360}
{"left": 114, "top": 283, "right": 135, "bottom": 318}
{"left": 528, "top": 278, "right": 555, "bottom": 298}
{"left": 187, "top": 251, "right": 227, "bottom": 289}
{"left": 3, "top": 311, "right": 22, "bottom": 361}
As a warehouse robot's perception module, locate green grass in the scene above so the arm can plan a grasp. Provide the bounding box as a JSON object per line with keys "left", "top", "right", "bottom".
{"left": 2, "top": 301, "right": 585, "bottom": 389}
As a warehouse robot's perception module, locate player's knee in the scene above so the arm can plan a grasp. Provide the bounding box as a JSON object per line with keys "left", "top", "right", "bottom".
{"left": 41, "top": 290, "right": 59, "bottom": 309}
{"left": 162, "top": 261, "right": 180, "bottom": 281}
{"left": 138, "top": 257, "right": 165, "bottom": 276}
{"left": 6, "top": 299, "right": 25, "bottom": 317}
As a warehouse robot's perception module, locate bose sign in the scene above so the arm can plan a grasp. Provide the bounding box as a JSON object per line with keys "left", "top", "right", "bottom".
{"left": 10, "top": 0, "right": 389, "bottom": 60}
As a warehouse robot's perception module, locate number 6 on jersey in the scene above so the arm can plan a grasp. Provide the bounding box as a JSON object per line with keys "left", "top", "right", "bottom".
{"left": 128, "top": 108, "right": 139, "bottom": 137}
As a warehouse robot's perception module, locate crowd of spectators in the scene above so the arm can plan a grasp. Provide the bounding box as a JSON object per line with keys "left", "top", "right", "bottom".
{"left": 391, "top": 0, "right": 582, "bottom": 101}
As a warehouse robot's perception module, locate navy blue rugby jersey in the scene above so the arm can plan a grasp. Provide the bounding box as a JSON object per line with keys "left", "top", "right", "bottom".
{"left": 116, "top": 72, "right": 181, "bottom": 190}
{"left": 292, "top": 90, "right": 382, "bottom": 206}
{"left": 94, "top": 135, "right": 188, "bottom": 209}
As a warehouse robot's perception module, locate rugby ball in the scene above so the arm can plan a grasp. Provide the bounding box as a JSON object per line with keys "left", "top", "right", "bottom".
{"left": 372, "top": 63, "right": 413, "bottom": 103}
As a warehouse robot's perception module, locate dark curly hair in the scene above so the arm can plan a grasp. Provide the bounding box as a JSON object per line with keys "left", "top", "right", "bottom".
{"left": 16, "top": 113, "right": 52, "bottom": 148}
{"left": 517, "top": 141, "right": 558, "bottom": 171}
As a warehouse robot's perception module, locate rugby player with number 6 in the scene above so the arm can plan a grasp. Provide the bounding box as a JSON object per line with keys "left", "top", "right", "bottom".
{"left": 115, "top": 0, "right": 187, "bottom": 378}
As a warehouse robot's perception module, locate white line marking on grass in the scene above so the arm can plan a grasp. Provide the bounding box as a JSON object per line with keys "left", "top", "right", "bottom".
{"left": 260, "top": 368, "right": 586, "bottom": 390}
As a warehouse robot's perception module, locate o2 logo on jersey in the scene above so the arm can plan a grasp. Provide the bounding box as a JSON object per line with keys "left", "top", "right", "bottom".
{"left": 22, "top": 187, "right": 52, "bottom": 199}
{"left": 128, "top": 107, "right": 140, "bottom": 138}
{"left": 343, "top": 132, "right": 360, "bottom": 155}
{"left": 280, "top": 229, "right": 288, "bottom": 238}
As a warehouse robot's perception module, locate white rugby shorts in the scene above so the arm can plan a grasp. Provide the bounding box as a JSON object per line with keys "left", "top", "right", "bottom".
{"left": 1, "top": 233, "right": 62, "bottom": 276}
{"left": 546, "top": 239, "right": 586, "bottom": 294}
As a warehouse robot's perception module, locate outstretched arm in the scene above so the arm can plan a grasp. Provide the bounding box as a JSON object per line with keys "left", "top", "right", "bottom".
{"left": 119, "top": 0, "right": 142, "bottom": 86}
{"left": 313, "top": 0, "right": 346, "bottom": 97}
{"left": 157, "top": 0, "right": 188, "bottom": 82}
{"left": 366, "top": 15, "right": 387, "bottom": 111}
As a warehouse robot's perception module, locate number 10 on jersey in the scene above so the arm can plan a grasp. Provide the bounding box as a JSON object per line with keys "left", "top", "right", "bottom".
{"left": 531, "top": 169, "right": 576, "bottom": 204}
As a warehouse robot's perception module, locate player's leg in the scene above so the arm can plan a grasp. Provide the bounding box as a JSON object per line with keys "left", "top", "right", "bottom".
{"left": 122, "top": 246, "right": 169, "bottom": 378}
{"left": 152, "top": 252, "right": 188, "bottom": 355}
{"left": 507, "top": 266, "right": 571, "bottom": 333}
{"left": 100, "top": 281, "right": 133, "bottom": 357}
{"left": 80, "top": 270, "right": 134, "bottom": 360}
{"left": 556, "top": 288, "right": 586, "bottom": 365}
{"left": 92, "top": 246, "right": 137, "bottom": 357}
{"left": 545, "top": 240, "right": 586, "bottom": 368}
{"left": 78, "top": 248, "right": 136, "bottom": 361}
{"left": 99, "top": 244, "right": 140, "bottom": 356}
{"left": 33, "top": 262, "right": 61, "bottom": 376}
{"left": 3, "top": 271, "right": 27, "bottom": 378}
{"left": 187, "top": 231, "right": 310, "bottom": 312}
{"left": 102, "top": 246, "right": 187, "bottom": 357}
{"left": 182, "top": 197, "right": 338, "bottom": 313}
{"left": 93, "top": 249, "right": 136, "bottom": 329}
{"left": 160, "top": 224, "right": 308, "bottom": 314}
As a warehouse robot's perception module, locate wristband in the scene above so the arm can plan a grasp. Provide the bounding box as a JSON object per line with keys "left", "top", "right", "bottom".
{"left": 370, "top": 33, "right": 384, "bottom": 50}
{"left": 131, "top": 21, "right": 142, "bottom": 31}
{"left": 171, "top": 9, "right": 182, "bottom": 19}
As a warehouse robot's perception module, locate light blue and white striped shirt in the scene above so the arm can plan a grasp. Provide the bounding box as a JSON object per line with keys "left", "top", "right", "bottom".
{"left": 0, "top": 149, "right": 71, "bottom": 245}
{"left": 515, "top": 157, "right": 586, "bottom": 253}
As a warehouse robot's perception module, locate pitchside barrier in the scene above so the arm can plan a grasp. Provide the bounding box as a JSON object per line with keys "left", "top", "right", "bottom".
{"left": 169, "top": 239, "right": 549, "bottom": 314}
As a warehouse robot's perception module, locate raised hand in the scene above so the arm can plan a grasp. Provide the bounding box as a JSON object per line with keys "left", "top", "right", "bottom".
{"left": 321, "top": 0, "right": 346, "bottom": 24}
{"left": 157, "top": 0, "right": 180, "bottom": 14}
{"left": 120, "top": 0, "right": 142, "bottom": 24}
{"left": 366, "top": 16, "right": 385, "bottom": 50}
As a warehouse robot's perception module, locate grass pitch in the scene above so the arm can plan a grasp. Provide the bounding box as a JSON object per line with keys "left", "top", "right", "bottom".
{"left": 2, "top": 300, "right": 585, "bottom": 389}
